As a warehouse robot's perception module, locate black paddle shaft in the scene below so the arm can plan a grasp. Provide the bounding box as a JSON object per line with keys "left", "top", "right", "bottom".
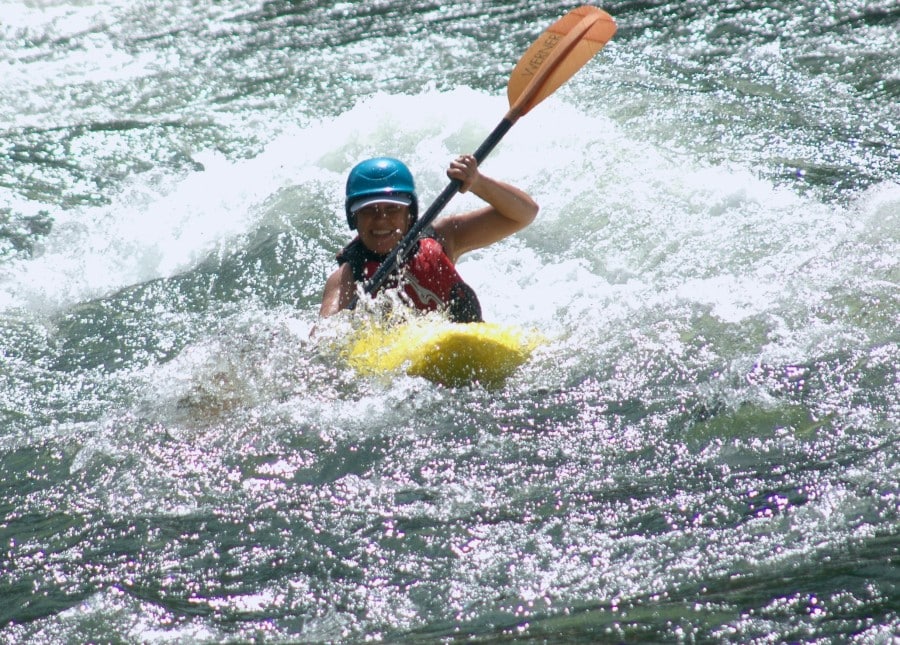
{"left": 350, "top": 116, "right": 516, "bottom": 305}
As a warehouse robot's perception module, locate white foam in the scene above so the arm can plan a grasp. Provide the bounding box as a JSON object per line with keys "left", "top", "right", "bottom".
{"left": 2, "top": 85, "right": 890, "bottom": 343}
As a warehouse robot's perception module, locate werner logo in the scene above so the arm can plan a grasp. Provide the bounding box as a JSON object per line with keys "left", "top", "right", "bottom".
{"left": 522, "top": 33, "right": 561, "bottom": 77}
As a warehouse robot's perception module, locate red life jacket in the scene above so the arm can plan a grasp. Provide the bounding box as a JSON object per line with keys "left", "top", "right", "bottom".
{"left": 337, "top": 236, "right": 482, "bottom": 322}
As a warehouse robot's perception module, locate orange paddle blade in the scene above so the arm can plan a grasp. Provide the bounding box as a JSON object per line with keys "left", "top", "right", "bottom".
{"left": 507, "top": 6, "right": 616, "bottom": 118}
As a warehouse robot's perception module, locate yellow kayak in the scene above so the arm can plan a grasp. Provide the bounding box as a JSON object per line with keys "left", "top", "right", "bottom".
{"left": 346, "top": 318, "right": 542, "bottom": 388}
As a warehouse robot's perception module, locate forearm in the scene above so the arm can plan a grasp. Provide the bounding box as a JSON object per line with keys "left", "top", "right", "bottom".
{"left": 469, "top": 174, "right": 539, "bottom": 227}
{"left": 449, "top": 154, "right": 538, "bottom": 227}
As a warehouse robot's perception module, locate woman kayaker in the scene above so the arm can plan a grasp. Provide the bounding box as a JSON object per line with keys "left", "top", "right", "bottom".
{"left": 319, "top": 155, "right": 538, "bottom": 322}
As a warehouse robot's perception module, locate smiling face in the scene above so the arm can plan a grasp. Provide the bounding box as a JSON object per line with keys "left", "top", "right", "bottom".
{"left": 354, "top": 202, "right": 412, "bottom": 255}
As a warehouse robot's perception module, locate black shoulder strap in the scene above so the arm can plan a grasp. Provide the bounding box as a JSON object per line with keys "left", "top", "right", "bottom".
{"left": 336, "top": 237, "right": 385, "bottom": 282}
{"left": 336, "top": 236, "right": 424, "bottom": 283}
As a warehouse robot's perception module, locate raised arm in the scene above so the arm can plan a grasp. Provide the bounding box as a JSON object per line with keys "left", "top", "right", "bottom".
{"left": 433, "top": 155, "right": 539, "bottom": 262}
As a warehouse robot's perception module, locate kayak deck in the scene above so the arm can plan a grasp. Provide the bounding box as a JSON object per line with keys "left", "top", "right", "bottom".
{"left": 346, "top": 319, "right": 541, "bottom": 387}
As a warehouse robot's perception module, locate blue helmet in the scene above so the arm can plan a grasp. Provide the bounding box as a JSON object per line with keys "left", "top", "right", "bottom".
{"left": 344, "top": 157, "right": 418, "bottom": 230}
